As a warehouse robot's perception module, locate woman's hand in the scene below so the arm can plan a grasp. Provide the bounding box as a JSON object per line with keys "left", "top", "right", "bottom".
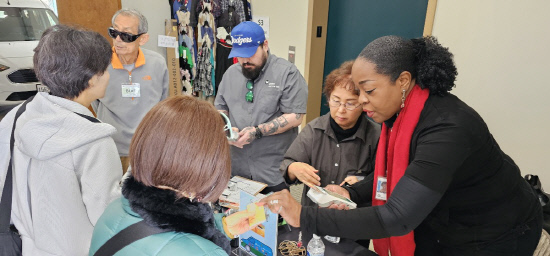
{"left": 224, "top": 208, "right": 256, "bottom": 236}
{"left": 288, "top": 162, "right": 321, "bottom": 188}
{"left": 339, "top": 176, "right": 360, "bottom": 186}
{"left": 325, "top": 184, "right": 352, "bottom": 210}
{"left": 325, "top": 184, "right": 351, "bottom": 199}
{"left": 259, "top": 190, "right": 302, "bottom": 227}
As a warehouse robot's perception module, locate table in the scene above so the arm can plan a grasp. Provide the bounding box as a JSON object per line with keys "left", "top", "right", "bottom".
{"left": 231, "top": 224, "right": 378, "bottom": 256}
{"left": 277, "top": 226, "right": 377, "bottom": 256}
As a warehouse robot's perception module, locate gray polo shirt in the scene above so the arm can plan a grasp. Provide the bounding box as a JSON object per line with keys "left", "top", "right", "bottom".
{"left": 92, "top": 48, "right": 169, "bottom": 156}
{"left": 215, "top": 54, "right": 308, "bottom": 186}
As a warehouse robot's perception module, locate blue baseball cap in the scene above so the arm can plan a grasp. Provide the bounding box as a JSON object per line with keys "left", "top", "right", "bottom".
{"left": 228, "top": 21, "right": 266, "bottom": 58}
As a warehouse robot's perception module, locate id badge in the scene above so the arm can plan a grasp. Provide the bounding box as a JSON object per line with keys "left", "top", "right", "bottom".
{"left": 375, "top": 176, "right": 388, "bottom": 201}
{"left": 121, "top": 83, "right": 140, "bottom": 98}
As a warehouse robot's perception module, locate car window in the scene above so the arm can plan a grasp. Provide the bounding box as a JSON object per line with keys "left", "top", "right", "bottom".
{"left": 0, "top": 7, "right": 58, "bottom": 42}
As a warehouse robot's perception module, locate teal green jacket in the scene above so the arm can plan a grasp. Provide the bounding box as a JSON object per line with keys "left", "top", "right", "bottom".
{"left": 89, "top": 197, "right": 229, "bottom": 256}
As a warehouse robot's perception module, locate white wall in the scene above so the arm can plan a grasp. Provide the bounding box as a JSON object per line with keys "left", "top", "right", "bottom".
{"left": 250, "top": 0, "right": 309, "bottom": 75}
{"left": 432, "top": 1, "right": 550, "bottom": 185}
{"left": 121, "top": 0, "right": 171, "bottom": 59}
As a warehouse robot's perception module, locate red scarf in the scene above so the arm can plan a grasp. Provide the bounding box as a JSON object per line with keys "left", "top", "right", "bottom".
{"left": 372, "top": 85, "right": 429, "bottom": 256}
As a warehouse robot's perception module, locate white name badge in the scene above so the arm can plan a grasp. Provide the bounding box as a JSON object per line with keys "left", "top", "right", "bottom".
{"left": 375, "top": 176, "right": 388, "bottom": 201}
{"left": 121, "top": 83, "right": 140, "bottom": 98}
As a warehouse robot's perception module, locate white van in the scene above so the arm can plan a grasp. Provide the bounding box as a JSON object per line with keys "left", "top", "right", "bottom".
{"left": 0, "top": 0, "right": 58, "bottom": 107}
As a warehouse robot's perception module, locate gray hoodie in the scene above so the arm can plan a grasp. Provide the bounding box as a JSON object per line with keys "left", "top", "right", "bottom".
{"left": 0, "top": 92, "right": 122, "bottom": 255}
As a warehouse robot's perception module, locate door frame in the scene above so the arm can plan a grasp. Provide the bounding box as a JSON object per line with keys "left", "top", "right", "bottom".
{"left": 303, "top": 0, "right": 438, "bottom": 123}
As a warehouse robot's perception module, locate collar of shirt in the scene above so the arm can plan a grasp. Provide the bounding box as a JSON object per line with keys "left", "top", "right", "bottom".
{"left": 311, "top": 113, "right": 369, "bottom": 143}
{"left": 111, "top": 47, "right": 146, "bottom": 70}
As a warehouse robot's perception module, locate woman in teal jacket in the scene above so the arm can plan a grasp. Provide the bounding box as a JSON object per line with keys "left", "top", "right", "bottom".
{"left": 89, "top": 96, "right": 252, "bottom": 255}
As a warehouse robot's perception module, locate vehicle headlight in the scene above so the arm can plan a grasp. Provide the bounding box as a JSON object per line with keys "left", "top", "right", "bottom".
{"left": 0, "top": 64, "right": 9, "bottom": 72}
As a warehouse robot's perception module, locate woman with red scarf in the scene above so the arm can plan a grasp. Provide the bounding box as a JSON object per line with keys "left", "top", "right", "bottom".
{"left": 261, "top": 36, "right": 542, "bottom": 255}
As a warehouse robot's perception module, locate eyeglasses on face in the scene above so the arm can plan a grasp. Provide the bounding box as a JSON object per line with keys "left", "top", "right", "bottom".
{"left": 245, "top": 80, "right": 254, "bottom": 102}
{"left": 329, "top": 98, "right": 363, "bottom": 111}
{"left": 107, "top": 27, "right": 144, "bottom": 43}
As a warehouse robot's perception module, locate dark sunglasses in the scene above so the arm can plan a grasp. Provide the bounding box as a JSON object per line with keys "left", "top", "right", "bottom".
{"left": 246, "top": 80, "right": 254, "bottom": 102}
{"left": 107, "top": 27, "right": 144, "bottom": 43}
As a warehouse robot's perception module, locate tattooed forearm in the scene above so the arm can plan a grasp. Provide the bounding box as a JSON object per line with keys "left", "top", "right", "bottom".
{"left": 261, "top": 116, "right": 290, "bottom": 136}
{"left": 258, "top": 113, "right": 301, "bottom": 137}
{"left": 279, "top": 116, "right": 289, "bottom": 128}
{"left": 262, "top": 118, "right": 281, "bottom": 135}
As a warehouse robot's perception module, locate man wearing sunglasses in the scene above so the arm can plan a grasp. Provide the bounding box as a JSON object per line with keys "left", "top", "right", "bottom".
{"left": 92, "top": 9, "right": 169, "bottom": 174}
{"left": 214, "top": 21, "right": 308, "bottom": 194}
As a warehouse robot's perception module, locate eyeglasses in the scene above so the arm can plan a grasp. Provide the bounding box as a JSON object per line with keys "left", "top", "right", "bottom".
{"left": 245, "top": 80, "right": 254, "bottom": 102}
{"left": 220, "top": 112, "right": 238, "bottom": 141}
{"left": 329, "top": 98, "right": 363, "bottom": 111}
{"left": 107, "top": 27, "right": 144, "bottom": 43}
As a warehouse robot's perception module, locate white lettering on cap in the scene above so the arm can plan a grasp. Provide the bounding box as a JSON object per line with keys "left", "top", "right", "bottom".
{"left": 231, "top": 36, "right": 253, "bottom": 45}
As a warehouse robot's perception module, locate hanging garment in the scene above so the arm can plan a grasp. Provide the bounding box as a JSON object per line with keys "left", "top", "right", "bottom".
{"left": 217, "top": 5, "right": 240, "bottom": 33}
{"left": 179, "top": 44, "right": 194, "bottom": 95}
{"left": 195, "top": 39, "right": 214, "bottom": 96}
{"left": 197, "top": 2, "right": 216, "bottom": 50}
{"left": 214, "top": 39, "right": 233, "bottom": 95}
{"left": 220, "top": 0, "right": 245, "bottom": 24}
{"left": 195, "top": 0, "right": 216, "bottom": 97}
{"left": 176, "top": 5, "right": 197, "bottom": 93}
{"left": 196, "top": 0, "right": 221, "bottom": 22}
{"left": 243, "top": 0, "right": 251, "bottom": 20}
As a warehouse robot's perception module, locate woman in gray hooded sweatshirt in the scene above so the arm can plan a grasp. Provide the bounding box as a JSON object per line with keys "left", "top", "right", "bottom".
{"left": 0, "top": 25, "right": 122, "bottom": 255}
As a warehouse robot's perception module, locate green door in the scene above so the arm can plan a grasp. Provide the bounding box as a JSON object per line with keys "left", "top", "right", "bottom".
{"left": 320, "top": 0, "right": 429, "bottom": 115}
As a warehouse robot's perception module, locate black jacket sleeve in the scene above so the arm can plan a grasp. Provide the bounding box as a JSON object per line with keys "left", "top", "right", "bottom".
{"left": 345, "top": 172, "right": 374, "bottom": 205}
{"left": 301, "top": 175, "right": 443, "bottom": 240}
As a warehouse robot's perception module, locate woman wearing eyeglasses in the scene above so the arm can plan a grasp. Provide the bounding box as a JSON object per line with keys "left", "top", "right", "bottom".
{"left": 89, "top": 96, "right": 258, "bottom": 256}
{"left": 262, "top": 36, "right": 542, "bottom": 256}
{"left": 280, "top": 60, "right": 380, "bottom": 208}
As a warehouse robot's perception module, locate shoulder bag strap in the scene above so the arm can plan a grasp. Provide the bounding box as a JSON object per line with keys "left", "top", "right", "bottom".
{"left": 74, "top": 112, "right": 100, "bottom": 123}
{"left": 0, "top": 97, "right": 33, "bottom": 232}
{"left": 94, "top": 220, "right": 166, "bottom": 256}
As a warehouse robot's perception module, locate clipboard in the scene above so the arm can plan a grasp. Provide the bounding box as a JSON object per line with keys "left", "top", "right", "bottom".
{"left": 219, "top": 176, "right": 267, "bottom": 209}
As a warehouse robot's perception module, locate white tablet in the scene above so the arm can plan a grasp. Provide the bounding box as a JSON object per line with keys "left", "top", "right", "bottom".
{"left": 307, "top": 186, "right": 357, "bottom": 209}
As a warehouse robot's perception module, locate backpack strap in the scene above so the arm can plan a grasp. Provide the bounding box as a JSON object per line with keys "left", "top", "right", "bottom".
{"left": 0, "top": 97, "right": 33, "bottom": 233}
{"left": 93, "top": 220, "right": 166, "bottom": 256}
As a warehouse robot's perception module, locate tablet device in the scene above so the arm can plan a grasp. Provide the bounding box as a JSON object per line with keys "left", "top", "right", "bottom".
{"left": 307, "top": 186, "right": 357, "bottom": 209}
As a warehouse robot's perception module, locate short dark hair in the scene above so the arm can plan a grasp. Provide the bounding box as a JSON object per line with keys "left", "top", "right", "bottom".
{"left": 358, "top": 35, "right": 458, "bottom": 96}
{"left": 323, "top": 60, "right": 357, "bottom": 101}
{"left": 130, "top": 95, "right": 231, "bottom": 203}
{"left": 33, "top": 25, "right": 112, "bottom": 99}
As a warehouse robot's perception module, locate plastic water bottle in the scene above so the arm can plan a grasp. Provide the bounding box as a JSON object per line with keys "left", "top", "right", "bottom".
{"left": 307, "top": 234, "right": 325, "bottom": 256}
{"left": 324, "top": 235, "right": 340, "bottom": 243}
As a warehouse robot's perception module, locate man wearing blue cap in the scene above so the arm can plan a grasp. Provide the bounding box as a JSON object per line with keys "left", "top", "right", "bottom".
{"left": 215, "top": 21, "right": 308, "bottom": 193}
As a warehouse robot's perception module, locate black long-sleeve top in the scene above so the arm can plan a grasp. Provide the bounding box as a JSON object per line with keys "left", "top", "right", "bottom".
{"left": 300, "top": 93, "right": 541, "bottom": 252}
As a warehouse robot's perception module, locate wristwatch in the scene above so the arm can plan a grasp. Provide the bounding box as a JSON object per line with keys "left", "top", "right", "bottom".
{"left": 254, "top": 126, "right": 263, "bottom": 139}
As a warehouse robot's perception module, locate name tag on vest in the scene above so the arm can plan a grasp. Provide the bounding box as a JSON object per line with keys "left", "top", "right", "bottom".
{"left": 122, "top": 83, "right": 141, "bottom": 98}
